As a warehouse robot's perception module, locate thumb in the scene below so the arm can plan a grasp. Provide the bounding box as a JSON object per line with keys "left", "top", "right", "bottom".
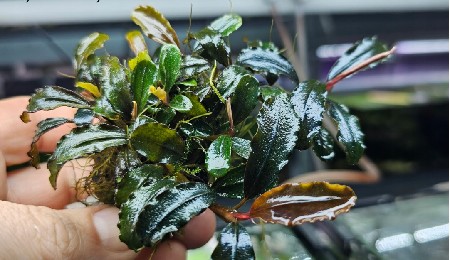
{"left": 0, "top": 201, "right": 136, "bottom": 259}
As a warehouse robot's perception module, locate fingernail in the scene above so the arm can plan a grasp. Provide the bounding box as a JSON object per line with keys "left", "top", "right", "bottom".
{"left": 93, "top": 207, "right": 129, "bottom": 251}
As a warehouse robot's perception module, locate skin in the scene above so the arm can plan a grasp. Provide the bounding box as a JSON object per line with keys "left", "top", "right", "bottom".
{"left": 0, "top": 96, "right": 216, "bottom": 259}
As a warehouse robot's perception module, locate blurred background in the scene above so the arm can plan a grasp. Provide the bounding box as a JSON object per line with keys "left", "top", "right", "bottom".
{"left": 0, "top": 0, "right": 448, "bottom": 259}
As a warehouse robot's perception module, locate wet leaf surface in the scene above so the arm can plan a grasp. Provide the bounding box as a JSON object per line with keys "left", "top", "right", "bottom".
{"left": 217, "top": 65, "right": 248, "bottom": 100}
{"left": 212, "top": 165, "right": 245, "bottom": 199}
{"left": 125, "top": 30, "right": 148, "bottom": 55}
{"left": 25, "top": 86, "right": 89, "bottom": 112}
{"left": 131, "top": 60, "right": 157, "bottom": 114}
{"left": 259, "top": 85, "right": 286, "bottom": 101}
{"left": 75, "top": 32, "right": 109, "bottom": 70}
{"left": 178, "top": 121, "right": 213, "bottom": 138}
{"left": 135, "top": 181, "right": 214, "bottom": 247}
{"left": 180, "top": 55, "right": 210, "bottom": 80}
{"left": 244, "top": 94, "right": 299, "bottom": 199}
{"left": 327, "top": 37, "right": 389, "bottom": 81}
{"left": 169, "top": 95, "right": 193, "bottom": 113}
{"left": 246, "top": 182, "right": 356, "bottom": 225}
{"left": 47, "top": 125, "right": 127, "bottom": 188}
{"left": 211, "top": 222, "right": 255, "bottom": 260}
{"left": 193, "top": 28, "right": 230, "bottom": 65}
{"left": 130, "top": 122, "right": 185, "bottom": 163}
{"left": 312, "top": 127, "right": 335, "bottom": 161}
{"left": 291, "top": 80, "right": 327, "bottom": 150}
{"left": 74, "top": 108, "right": 94, "bottom": 126}
{"left": 231, "top": 137, "right": 251, "bottom": 159}
{"left": 206, "top": 135, "right": 232, "bottom": 178}
{"left": 209, "top": 13, "right": 242, "bottom": 37}
{"left": 132, "top": 5, "right": 180, "bottom": 47}
{"left": 230, "top": 75, "right": 259, "bottom": 125}
{"left": 328, "top": 101, "right": 365, "bottom": 164}
{"left": 184, "top": 92, "right": 207, "bottom": 117}
{"left": 158, "top": 44, "right": 182, "bottom": 92}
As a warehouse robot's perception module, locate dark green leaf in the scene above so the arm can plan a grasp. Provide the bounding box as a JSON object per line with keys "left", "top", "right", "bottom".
{"left": 312, "top": 127, "right": 335, "bottom": 161}
{"left": 231, "top": 137, "right": 251, "bottom": 159}
{"left": 130, "top": 122, "right": 185, "bottom": 163}
{"left": 118, "top": 178, "right": 177, "bottom": 250}
{"left": 209, "top": 14, "right": 242, "bottom": 37}
{"left": 231, "top": 75, "right": 259, "bottom": 125}
{"left": 259, "top": 85, "right": 287, "bottom": 101}
{"left": 135, "top": 182, "right": 215, "bottom": 247}
{"left": 244, "top": 94, "right": 299, "bottom": 199}
{"left": 155, "top": 107, "right": 176, "bottom": 125}
{"left": 212, "top": 165, "right": 245, "bottom": 199}
{"left": 25, "top": 86, "right": 89, "bottom": 113}
{"left": 328, "top": 101, "right": 365, "bottom": 164}
{"left": 131, "top": 5, "right": 180, "bottom": 48}
{"left": 47, "top": 125, "right": 127, "bottom": 188}
{"left": 211, "top": 223, "right": 255, "bottom": 260}
{"left": 237, "top": 45, "right": 298, "bottom": 84}
{"left": 132, "top": 60, "right": 158, "bottom": 114}
{"left": 158, "top": 44, "right": 182, "bottom": 92}
{"left": 180, "top": 55, "right": 210, "bottom": 79}
{"left": 169, "top": 95, "right": 193, "bottom": 113}
{"left": 327, "top": 37, "right": 389, "bottom": 81}
{"left": 193, "top": 28, "right": 230, "bottom": 65}
{"left": 291, "top": 80, "right": 327, "bottom": 150}
{"left": 74, "top": 108, "right": 94, "bottom": 126}
{"left": 130, "top": 115, "right": 156, "bottom": 132}
{"left": 75, "top": 32, "right": 109, "bottom": 70}
{"left": 184, "top": 92, "right": 208, "bottom": 117}
{"left": 28, "top": 118, "right": 71, "bottom": 167}
{"left": 206, "top": 135, "right": 232, "bottom": 178}
{"left": 178, "top": 121, "right": 213, "bottom": 138}
{"left": 216, "top": 65, "right": 247, "bottom": 100}
{"left": 76, "top": 55, "right": 102, "bottom": 83}
{"left": 116, "top": 164, "right": 164, "bottom": 206}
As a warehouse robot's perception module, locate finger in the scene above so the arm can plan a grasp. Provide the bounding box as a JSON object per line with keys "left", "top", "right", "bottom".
{"left": 6, "top": 160, "right": 90, "bottom": 209}
{"left": 175, "top": 209, "right": 217, "bottom": 249}
{"left": 0, "top": 96, "right": 76, "bottom": 166}
{"left": 0, "top": 203, "right": 136, "bottom": 259}
{"left": 136, "top": 240, "right": 187, "bottom": 260}
{"left": 0, "top": 151, "right": 6, "bottom": 200}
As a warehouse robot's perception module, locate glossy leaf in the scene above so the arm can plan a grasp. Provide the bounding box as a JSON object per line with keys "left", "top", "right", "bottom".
{"left": 131, "top": 60, "right": 157, "bottom": 114}
{"left": 75, "top": 32, "right": 109, "bottom": 70}
{"left": 28, "top": 118, "right": 71, "bottom": 167}
{"left": 237, "top": 45, "right": 298, "bottom": 84}
{"left": 231, "top": 75, "right": 259, "bottom": 125}
{"left": 131, "top": 5, "right": 180, "bottom": 48}
{"left": 119, "top": 179, "right": 177, "bottom": 250}
{"left": 291, "top": 80, "right": 327, "bottom": 150}
{"left": 158, "top": 44, "right": 182, "bottom": 92}
{"left": 217, "top": 65, "right": 247, "bottom": 100}
{"left": 130, "top": 115, "right": 156, "bottom": 132}
{"left": 154, "top": 107, "right": 176, "bottom": 125}
{"left": 128, "top": 51, "right": 152, "bottom": 71}
{"left": 135, "top": 182, "right": 215, "bottom": 247}
{"left": 169, "top": 95, "right": 193, "bottom": 113}
{"left": 312, "top": 128, "right": 335, "bottom": 161}
{"left": 244, "top": 94, "right": 299, "bottom": 199}
{"left": 126, "top": 30, "right": 148, "bottom": 55}
{"left": 206, "top": 135, "right": 232, "bottom": 178}
{"left": 209, "top": 13, "right": 242, "bottom": 37}
{"left": 74, "top": 108, "right": 94, "bottom": 126}
{"left": 231, "top": 137, "right": 251, "bottom": 159}
{"left": 130, "top": 122, "right": 185, "bottom": 163}
{"left": 211, "top": 223, "right": 255, "bottom": 260}
{"left": 180, "top": 55, "right": 210, "bottom": 79}
{"left": 47, "top": 125, "right": 127, "bottom": 188}
{"left": 115, "top": 164, "right": 164, "bottom": 206}
{"left": 327, "top": 37, "right": 389, "bottom": 81}
{"left": 328, "top": 101, "right": 365, "bottom": 164}
{"left": 241, "top": 182, "right": 356, "bottom": 225}
{"left": 185, "top": 92, "right": 207, "bottom": 117}
{"left": 76, "top": 55, "right": 102, "bottom": 83}
{"left": 260, "top": 85, "right": 287, "bottom": 101}
{"left": 24, "top": 86, "right": 89, "bottom": 113}
{"left": 178, "top": 121, "right": 213, "bottom": 138}
{"left": 193, "top": 28, "right": 230, "bottom": 65}
{"left": 212, "top": 165, "right": 245, "bottom": 199}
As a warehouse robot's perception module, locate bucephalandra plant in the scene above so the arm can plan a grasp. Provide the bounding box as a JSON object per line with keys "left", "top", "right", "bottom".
{"left": 20, "top": 5, "right": 394, "bottom": 258}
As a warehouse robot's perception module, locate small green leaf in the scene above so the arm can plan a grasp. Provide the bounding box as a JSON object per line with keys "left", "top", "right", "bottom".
{"left": 212, "top": 165, "right": 245, "bottom": 199}
{"left": 47, "top": 125, "right": 127, "bottom": 188}
{"left": 291, "top": 80, "right": 327, "bottom": 150}
{"left": 119, "top": 179, "right": 177, "bottom": 250}
{"left": 75, "top": 32, "right": 109, "bottom": 70}
{"left": 132, "top": 5, "right": 180, "bottom": 48}
{"left": 231, "top": 137, "right": 251, "bottom": 159}
{"left": 129, "top": 115, "right": 157, "bottom": 132}
{"left": 216, "top": 65, "right": 247, "bottom": 99}
{"left": 193, "top": 28, "right": 230, "bottom": 65}
{"left": 237, "top": 44, "right": 298, "bottom": 84}
{"left": 135, "top": 182, "right": 215, "bottom": 247}
{"left": 328, "top": 101, "right": 365, "bottom": 164}
{"left": 206, "top": 135, "right": 232, "bottom": 178}
{"left": 211, "top": 223, "right": 255, "bottom": 260}
{"left": 115, "top": 164, "right": 164, "bottom": 206}
{"left": 178, "top": 79, "right": 197, "bottom": 87}
{"left": 74, "top": 109, "right": 94, "bottom": 126}
{"left": 25, "top": 86, "right": 89, "bottom": 113}
{"left": 312, "top": 127, "right": 335, "bottom": 161}
{"left": 131, "top": 60, "right": 158, "bottom": 114}
{"left": 125, "top": 30, "right": 148, "bottom": 55}
{"left": 244, "top": 94, "right": 299, "bottom": 199}
{"left": 231, "top": 75, "right": 259, "bottom": 125}
{"left": 259, "top": 85, "right": 287, "bottom": 101}
{"left": 130, "top": 122, "right": 185, "bottom": 163}
{"left": 169, "top": 95, "right": 193, "bottom": 113}
{"left": 327, "top": 36, "right": 390, "bottom": 81}
{"left": 185, "top": 92, "right": 208, "bottom": 117}
{"left": 159, "top": 44, "right": 182, "bottom": 92}
{"left": 154, "top": 107, "right": 176, "bottom": 125}
{"left": 180, "top": 55, "right": 210, "bottom": 79}
{"left": 178, "top": 121, "right": 213, "bottom": 138}
{"left": 209, "top": 13, "right": 242, "bottom": 37}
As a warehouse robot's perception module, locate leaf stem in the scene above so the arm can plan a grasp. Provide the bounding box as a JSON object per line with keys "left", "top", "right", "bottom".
{"left": 226, "top": 98, "right": 235, "bottom": 136}
{"left": 209, "top": 203, "right": 237, "bottom": 223}
{"left": 326, "top": 46, "right": 396, "bottom": 91}
{"left": 209, "top": 61, "right": 226, "bottom": 103}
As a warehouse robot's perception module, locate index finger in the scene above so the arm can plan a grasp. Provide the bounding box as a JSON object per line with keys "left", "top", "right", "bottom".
{"left": 0, "top": 96, "right": 76, "bottom": 166}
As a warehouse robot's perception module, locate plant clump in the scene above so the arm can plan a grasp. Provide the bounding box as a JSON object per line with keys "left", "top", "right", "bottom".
{"left": 21, "top": 5, "right": 393, "bottom": 258}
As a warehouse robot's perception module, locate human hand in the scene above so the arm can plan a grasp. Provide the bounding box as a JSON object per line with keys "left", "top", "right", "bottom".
{"left": 0, "top": 96, "right": 216, "bottom": 259}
